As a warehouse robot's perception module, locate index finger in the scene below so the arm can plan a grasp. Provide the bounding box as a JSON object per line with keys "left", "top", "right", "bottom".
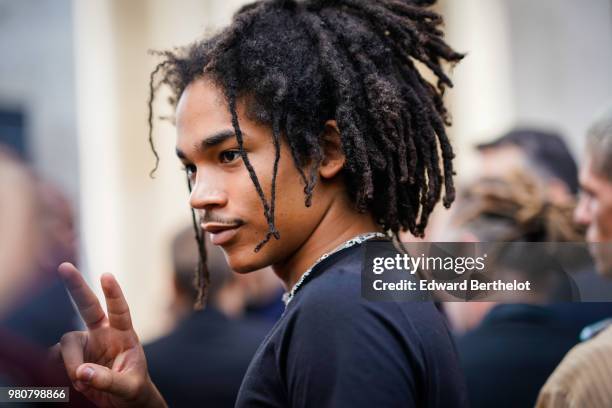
{"left": 58, "top": 262, "right": 106, "bottom": 329}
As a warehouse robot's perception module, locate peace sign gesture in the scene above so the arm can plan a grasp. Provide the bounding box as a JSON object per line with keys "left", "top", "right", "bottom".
{"left": 51, "top": 262, "right": 167, "bottom": 407}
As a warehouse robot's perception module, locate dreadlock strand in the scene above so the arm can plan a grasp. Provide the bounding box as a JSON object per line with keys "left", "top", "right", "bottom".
{"left": 268, "top": 112, "right": 282, "bottom": 239}
{"left": 228, "top": 86, "right": 274, "bottom": 231}
{"left": 147, "top": 60, "right": 172, "bottom": 178}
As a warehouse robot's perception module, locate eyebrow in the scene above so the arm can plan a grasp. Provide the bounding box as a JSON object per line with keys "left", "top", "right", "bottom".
{"left": 580, "top": 183, "right": 596, "bottom": 196}
{"left": 200, "top": 130, "right": 236, "bottom": 149}
{"left": 176, "top": 129, "right": 238, "bottom": 160}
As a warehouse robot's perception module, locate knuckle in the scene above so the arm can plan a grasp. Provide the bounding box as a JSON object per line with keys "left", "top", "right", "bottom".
{"left": 60, "top": 331, "right": 86, "bottom": 350}
{"left": 59, "top": 332, "right": 76, "bottom": 345}
{"left": 133, "top": 375, "right": 145, "bottom": 392}
{"left": 100, "top": 366, "right": 114, "bottom": 389}
{"left": 127, "top": 374, "right": 147, "bottom": 398}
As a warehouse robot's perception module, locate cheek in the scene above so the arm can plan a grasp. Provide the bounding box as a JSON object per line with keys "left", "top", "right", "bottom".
{"left": 223, "top": 142, "right": 327, "bottom": 269}
{"left": 597, "top": 203, "right": 612, "bottom": 240}
{"left": 219, "top": 178, "right": 311, "bottom": 271}
{"left": 270, "top": 160, "right": 324, "bottom": 239}
{"left": 251, "top": 142, "right": 323, "bottom": 235}
{"left": 225, "top": 165, "right": 271, "bottom": 229}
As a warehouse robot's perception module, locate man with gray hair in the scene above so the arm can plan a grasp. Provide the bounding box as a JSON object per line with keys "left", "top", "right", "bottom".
{"left": 574, "top": 112, "right": 612, "bottom": 276}
{"left": 537, "top": 108, "right": 612, "bottom": 408}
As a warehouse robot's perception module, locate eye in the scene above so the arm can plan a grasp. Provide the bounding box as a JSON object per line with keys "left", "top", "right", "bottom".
{"left": 183, "top": 164, "right": 197, "bottom": 179}
{"left": 219, "top": 150, "right": 241, "bottom": 164}
{"left": 579, "top": 189, "right": 594, "bottom": 200}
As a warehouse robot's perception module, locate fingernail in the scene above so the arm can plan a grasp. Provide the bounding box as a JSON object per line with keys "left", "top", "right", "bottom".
{"left": 82, "top": 367, "right": 95, "bottom": 383}
{"left": 74, "top": 380, "right": 85, "bottom": 392}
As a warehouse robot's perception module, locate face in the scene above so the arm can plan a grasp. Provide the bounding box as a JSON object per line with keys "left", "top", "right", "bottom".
{"left": 478, "top": 145, "right": 572, "bottom": 204}
{"left": 478, "top": 145, "right": 527, "bottom": 179}
{"left": 575, "top": 154, "right": 612, "bottom": 276}
{"left": 175, "top": 78, "right": 335, "bottom": 273}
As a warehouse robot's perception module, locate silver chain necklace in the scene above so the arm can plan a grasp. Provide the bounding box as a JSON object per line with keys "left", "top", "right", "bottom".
{"left": 282, "top": 231, "right": 388, "bottom": 307}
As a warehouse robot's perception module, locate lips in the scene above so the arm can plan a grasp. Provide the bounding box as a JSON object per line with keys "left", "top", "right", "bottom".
{"left": 202, "top": 223, "right": 242, "bottom": 246}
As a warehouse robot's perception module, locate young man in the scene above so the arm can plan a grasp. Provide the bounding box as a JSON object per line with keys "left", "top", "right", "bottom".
{"left": 54, "top": 0, "right": 468, "bottom": 406}
{"left": 536, "top": 109, "right": 612, "bottom": 408}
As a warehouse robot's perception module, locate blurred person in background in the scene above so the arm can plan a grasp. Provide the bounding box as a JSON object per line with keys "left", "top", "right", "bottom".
{"left": 0, "top": 147, "right": 45, "bottom": 387}
{"left": 537, "top": 108, "right": 612, "bottom": 408}
{"left": 444, "top": 170, "right": 585, "bottom": 408}
{"left": 54, "top": 0, "right": 469, "bottom": 406}
{"left": 0, "top": 147, "right": 78, "bottom": 348}
{"left": 473, "top": 126, "right": 612, "bottom": 326}
{"left": 476, "top": 128, "right": 579, "bottom": 205}
{"left": 0, "top": 148, "right": 93, "bottom": 406}
{"left": 144, "top": 227, "right": 270, "bottom": 408}
{"left": 0, "top": 147, "right": 40, "bottom": 317}
{"left": 243, "top": 267, "right": 284, "bottom": 323}
{"left": 402, "top": 127, "right": 583, "bottom": 243}
{"left": 2, "top": 177, "right": 80, "bottom": 347}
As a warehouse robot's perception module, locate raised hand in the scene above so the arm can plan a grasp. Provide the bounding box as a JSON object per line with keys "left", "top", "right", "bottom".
{"left": 51, "top": 263, "right": 167, "bottom": 407}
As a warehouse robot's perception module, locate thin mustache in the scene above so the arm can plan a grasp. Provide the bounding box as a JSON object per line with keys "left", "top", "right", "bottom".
{"left": 200, "top": 214, "right": 245, "bottom": 226}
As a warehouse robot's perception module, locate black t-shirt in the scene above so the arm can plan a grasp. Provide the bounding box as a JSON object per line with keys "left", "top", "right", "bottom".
{"left": 235, "top": 243, "right": 468, "bottom": 407}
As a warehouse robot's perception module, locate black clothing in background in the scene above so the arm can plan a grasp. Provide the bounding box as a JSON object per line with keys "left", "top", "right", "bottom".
{"left": 145, "top": 308, "right": 270, "bottom": 408}
{"left": 547, "top": 302, "right": 612, "bottom": 335}
{"left": 2, "top": 278, "right": 78, "bottom": 348}
{"left": 456, "top": 304, "right": 581, "bottom": 408}
{"left": 236, "top": 244, "right": 469, "bottom": 408}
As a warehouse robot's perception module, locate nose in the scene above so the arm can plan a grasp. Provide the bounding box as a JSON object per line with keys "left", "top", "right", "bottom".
{"left": 574, "top": 194, "right": 592, "bottom": 228}
{"left": 189, "top": 176, "right": 228, "bottom": 210}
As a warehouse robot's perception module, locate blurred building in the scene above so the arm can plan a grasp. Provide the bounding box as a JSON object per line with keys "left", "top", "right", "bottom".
{"left": 442, "top": 0, "right": 612, "bottom": 181}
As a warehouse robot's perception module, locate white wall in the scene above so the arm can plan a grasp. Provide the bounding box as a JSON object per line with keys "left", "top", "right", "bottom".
{"left": 443, "top": 0, "right": 612, "bottom": 184}
{"left": 442, "top": 0, "right": 516, "bottom": 182}
{"left": 505, "top": 0, "right": 612, "bottom": 155}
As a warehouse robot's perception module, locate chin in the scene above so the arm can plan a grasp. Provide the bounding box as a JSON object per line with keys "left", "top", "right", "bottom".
{"left": 596, "top": 259, "right": 612, "bottom": 278}
{"left": 223, "top": 246, "right": 270, "bottom": 274}
{"left": 589, "top": 243, "right": 612, "bottom": 278}
{"left": 231, "top": 262, "right": 260, "bottom": 274}
{"left": 221, "top": 231, "right": 291, "bottom": 273}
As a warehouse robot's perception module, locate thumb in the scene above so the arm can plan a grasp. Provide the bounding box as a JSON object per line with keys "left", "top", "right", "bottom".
{"left": 76, "top": 363, "right": 135, "bottom": 398}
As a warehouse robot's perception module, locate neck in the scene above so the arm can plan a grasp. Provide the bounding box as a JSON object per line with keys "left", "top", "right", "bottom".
{"left": 272, "top": 197, "right": 383, "bottom": 290}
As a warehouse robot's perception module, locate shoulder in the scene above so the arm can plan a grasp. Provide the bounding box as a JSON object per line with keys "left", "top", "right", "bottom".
{"left": 272, "top": 246, "right": 467, "bottom": 407}
{"left": 557, "top": 325, "right": 612, "bottom": 373}
{"left": 290, "top": 248, "right": 390, "bottom": 326}
{"left": 537, "top": 326, "right": 612, "bottom": 407}
{"left": 285, "top": 247, "right": 450, "bottom": 350}
{"left": 287, "top": 244, "right": 364, "bottom": 314}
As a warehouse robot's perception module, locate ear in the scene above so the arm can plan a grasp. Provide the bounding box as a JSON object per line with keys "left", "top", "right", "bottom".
{"left": 319, "top": 120, "right": 346, "bottom": 180}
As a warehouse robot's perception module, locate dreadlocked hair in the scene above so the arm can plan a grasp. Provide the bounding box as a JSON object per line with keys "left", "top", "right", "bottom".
{"left": 148, "top": 0, "right": 463, "bottom": 308}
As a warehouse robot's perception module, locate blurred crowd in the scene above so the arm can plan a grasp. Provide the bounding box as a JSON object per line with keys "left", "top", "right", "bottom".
{"left": 1, "top": 109, "right": 611, "bottom": 407}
